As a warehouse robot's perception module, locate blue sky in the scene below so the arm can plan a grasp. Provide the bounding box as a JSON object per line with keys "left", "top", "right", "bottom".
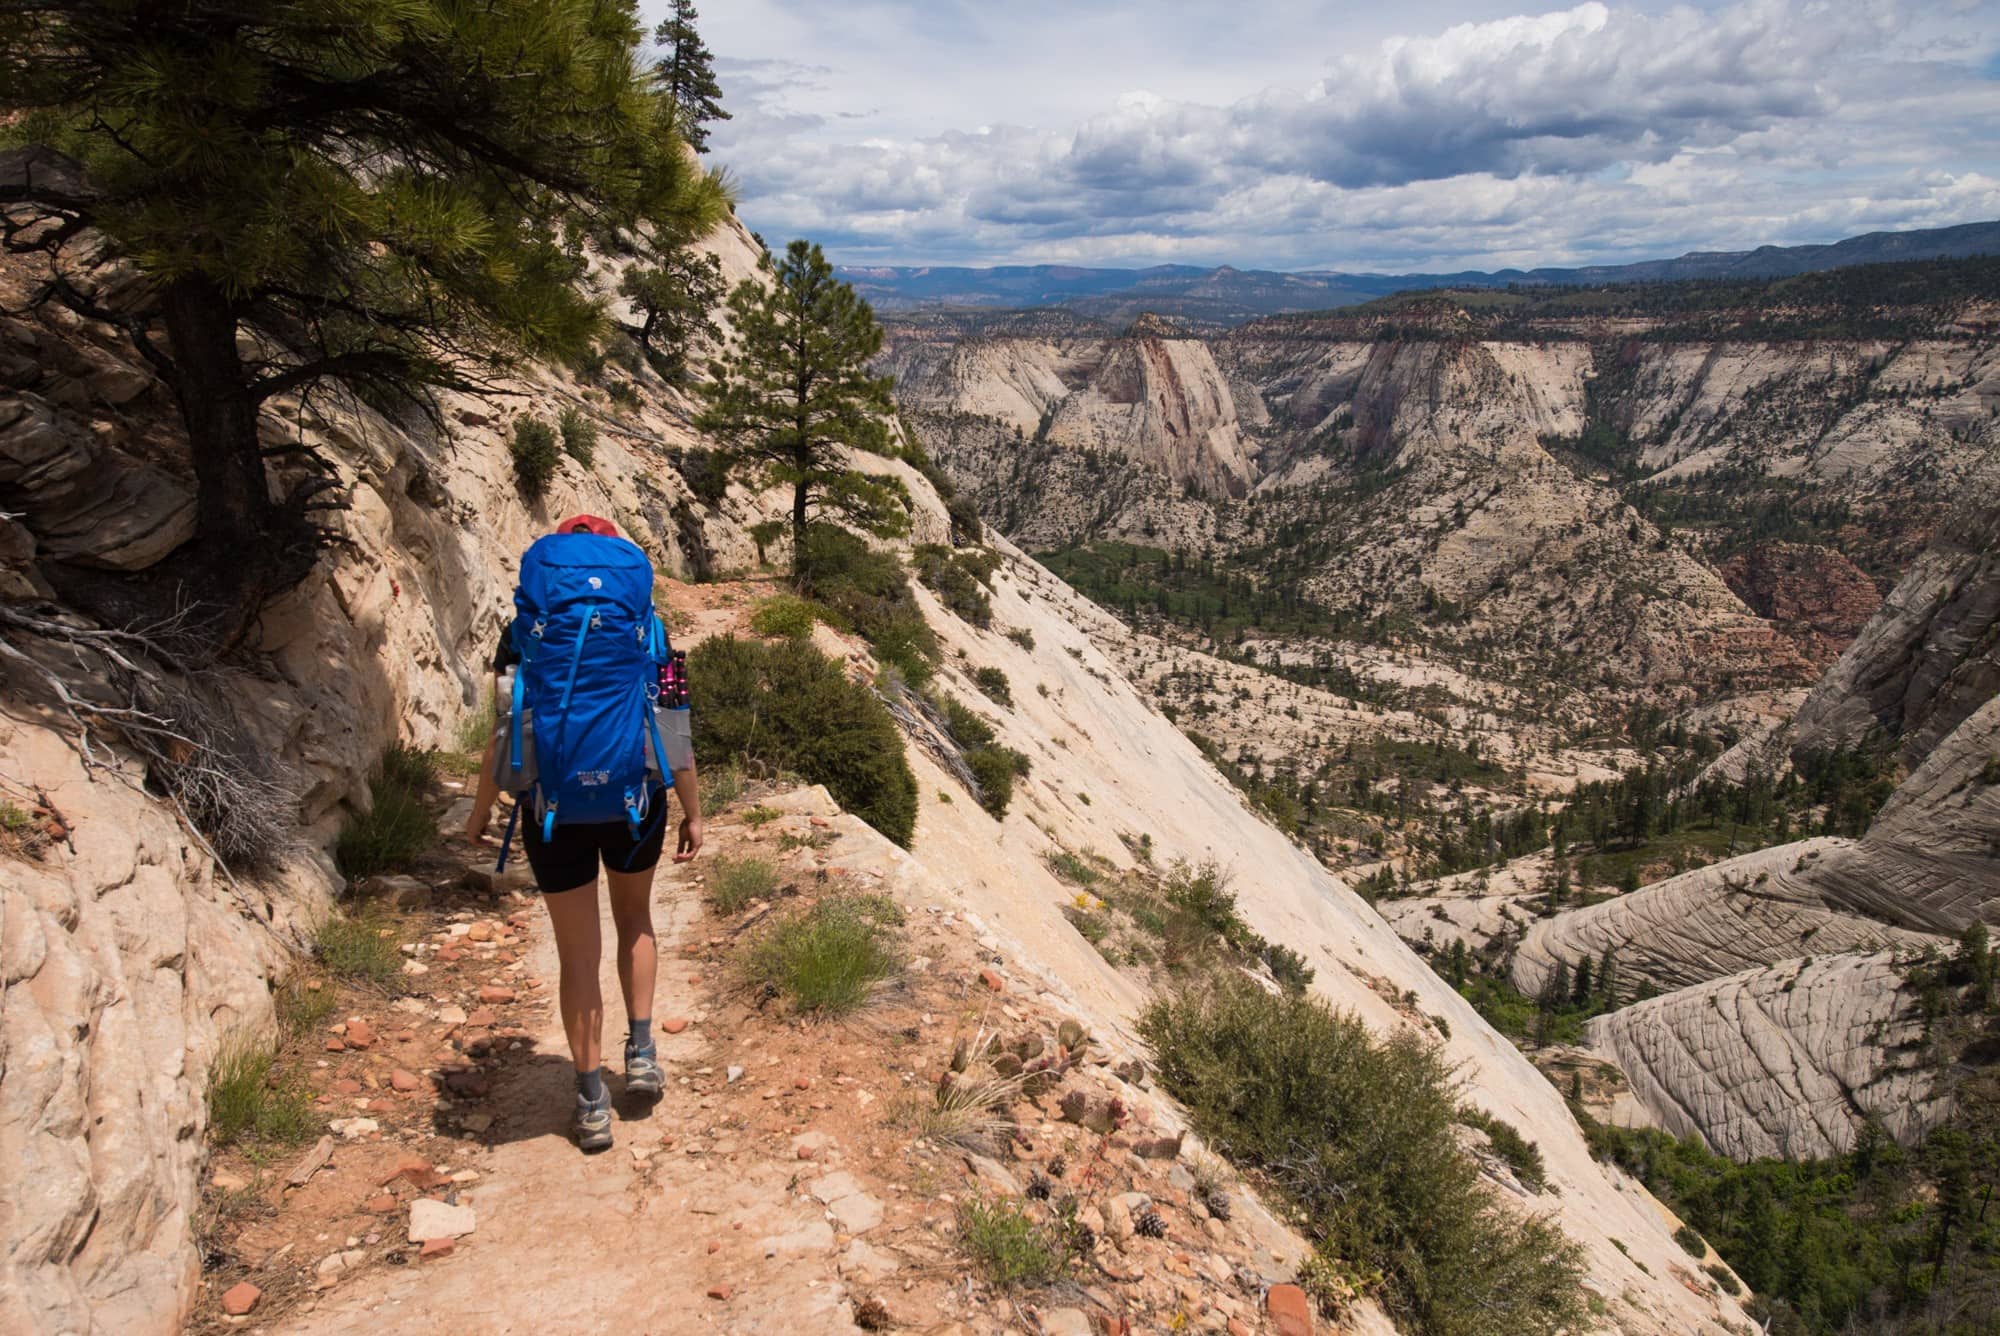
{"left": 650, "top": 0, "right": 2000, "bottom": 271}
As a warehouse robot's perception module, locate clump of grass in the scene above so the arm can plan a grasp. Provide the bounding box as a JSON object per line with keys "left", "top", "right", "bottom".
{"left": 749, "top": 594, "right": 820, "bottom": 639}
{"left": 708, "top": 854, "right": 779, "bottom": 913}
{"left": 315, "top": 912, "right": 402, "bottom": 987}
{"left": 743, "top": 805, "right": 781, "bottom": 828}
{"left": 557, "top": 404, "right": 597, "bottom": 465}
{"left": 1046, "top": 850, "right": 1099, "bottom": 886}
{"left": 906, "top": 1064, "right": 1028, "bottom": 1152}
{"left": 704, "top": 763, "right": 744, "bottom": 812}
{"left": 744, "top": 895, "right": 902, "bottom": 1015}
{"left": 1141, "top": 973, "right": 1586, "bottom": 1336}
{"left": 0, "top": 801, "right": 30, "bottom": 832}
{"left": 207, "top": 1034, "right": 316, "bottom": 1148}
{"left": 275, "top": 975, "right": 337, "bottom": 1039}
{"left": 334, "top": 745, "right": 438, "bottom": 879}
{"left": 956, "top": 1194, "right": 1067, "bottom": 1287}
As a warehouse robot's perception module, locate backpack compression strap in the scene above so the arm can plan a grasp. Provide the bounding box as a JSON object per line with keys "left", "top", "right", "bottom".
{"left": 540, "top": 603, "right": 599, "bottom": 842}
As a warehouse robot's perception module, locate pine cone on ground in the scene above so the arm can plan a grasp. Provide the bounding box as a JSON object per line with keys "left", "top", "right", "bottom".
{"left": 1203, "top": 1189, "right": 1232, "bottom": 1222}
{"left": 1026, "top": 1172, "right": 1052, "bottom": 1200}
{"left": 1047, "top": 1153, "right": 1068, "bottom": 1178}
{"left": 1134, "top": 1208, "right": 1168, "bottom": 1239}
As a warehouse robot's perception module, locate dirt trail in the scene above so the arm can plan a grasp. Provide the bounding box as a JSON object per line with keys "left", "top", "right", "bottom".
{"left": 268, "top": 819, "right": 856, "bottom": 1335}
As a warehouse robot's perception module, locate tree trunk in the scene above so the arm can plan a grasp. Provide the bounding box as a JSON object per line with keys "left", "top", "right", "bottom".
{"left": 789, "top": 474, "right": 810, "bottom": 585}
{"left": 157, "top": 275, "right": 300, "bottom": 649}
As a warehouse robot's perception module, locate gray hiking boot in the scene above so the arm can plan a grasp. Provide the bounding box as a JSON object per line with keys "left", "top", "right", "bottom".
{"left": 624, "top": 1045, "right": 665, "bottom": 1098}
{"left": 574, "top": 1089, "right": 613, "bottom": 1152}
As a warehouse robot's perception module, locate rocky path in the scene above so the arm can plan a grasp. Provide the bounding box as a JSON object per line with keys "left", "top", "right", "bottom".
{"left": 265, "top": 811, "right": 864, "bottom": 1335}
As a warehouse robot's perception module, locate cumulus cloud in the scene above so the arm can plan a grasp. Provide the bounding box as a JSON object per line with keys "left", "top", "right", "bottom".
{"left": 692, "top": 0, "right": 2000, "bottom": 269}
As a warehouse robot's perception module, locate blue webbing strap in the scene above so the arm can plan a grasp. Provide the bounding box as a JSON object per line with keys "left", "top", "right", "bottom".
{"left": 537, "top": 602, "right": 597, "bottom": 841}
{"left": 508, "top": 660, "right": 527, "bottom": 772}
{"left": 494, "top": 796, "right": 522, "bottom": 873}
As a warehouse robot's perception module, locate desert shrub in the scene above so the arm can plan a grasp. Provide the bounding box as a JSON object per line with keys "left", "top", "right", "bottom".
{"left": 707, "top": 854, "right": 778, "bottom": 913}
{"left": 1461, "top": 1107, "right": 1549, "bottom": 1192}
{"left": 557, "top": 405, "right": 597, "bottom": 465}
{"left": 1047, "top": 850, "right": 1099, "bottom": 886}
{"left": 965, "top": 746, "right": 1017, "bottom": 820}
{"left": 799, "top": 526, "right": 938, "bottom": 684}
{"left": 750, "top": 594, "right": 819, "bottom": 639}
{"left": 745, "top": 895, "right": 902, "bottom": 1015}
{"left": 1141, "top": 975, "right": 1586, "bottom": 1336}
{"left": 1263, "top": 942, "right": 1316, "bottom": 993}
{"left": 1005, "top": 627, "right": 1035, "bottom": 651}
{"left": 207, "top": 1034, "right": 316, "bottom": 1148}
{"left": 1673, "top": 1222, "right": 1707, "bottom": 1256}
{"left": 314, "top": 912, "right": 402, "bottom": 987}
{"left": 334, "top": 745, "right": 437, "bottom": 878}
{"left": 691, "top": 635, "right": 918, "bottom": 846}
{"left": 973, "top": 666, "right": 1012, "bottom": 706}
{"left": 1706, "top": 1263, "right": 1742, "bottom": 1295}
{"left": 913, "top": 544, "right": 996, "bottom": 628}
{"left": 510, "top": 415, "right": 561, "bottom": 500}
{"left": 676, "top": 446, "right": 732, "bottom": 505}
{"left": 956, "top": 1195, "right": 1067, "bottom": 1287}
{"left": 703, "top": 763, "right": 744, "bottom": 811}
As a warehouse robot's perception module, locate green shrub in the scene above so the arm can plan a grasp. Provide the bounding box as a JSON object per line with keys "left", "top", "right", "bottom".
{"left": 1141, "top": 975, "right": 1586, "bottom": 1336}
{"left": 335, "top": 745, "right": 437, "bottom": 879}
{"left": 703, "top": 763, "right": 744, "bottom": 811}
{"left": 913, "top": 544, "right": 996, "bottom": 628}
{"left": 750, "top": 594, "right": 819, "bottom": 639}
{"left": 1705, "top": 1263, "right": 1742, "bottom": 1296}
{"left": 745, "top": 895, "right": 902, "bottom": 1015}
{"left": 207, "top": 1035, "right": 316, "bottom": 1148}
{"left": 1673, "top": 1222, "right": 1706, "bottom": 1257}
{"left": 691, "top": 635, "right": 918, "bottom": 846}
{"left": 973, "top": 666, "right": 1012, "bottom": 706}
{"left": 1047, "top": 850, "right": 1099, "bottom": 886}
{"left": 1263, "top": 942, "right": 1316, "bottom": 994}
{"left": 800, "top": 526, "right": 938, "bottom": 684}
{"left": 708, "top": 855, "right": 779, "bottom": 913}
{"left": 939, "top": 694, "right": 995, "bottom": 749}
{"left": 1461, "top": 1108, "right": 1549, "bottom": 1192}
{"left": 965, "top": 746, "right": 1017, "bottom": 820}
{"left": 315, "top": 912, "right": 402, "bottom": 987}
{"left": 510, "top": 415, "right": 561, "bottom": 500}
{"left": 557, "top": 405, "right": 597, "bottom": 465}
{"left": 1005, "top": 627, "right": 1035, "bottom": 651}
{"left": 956, "top": 1194, "right": 1067, "bottom": 1287}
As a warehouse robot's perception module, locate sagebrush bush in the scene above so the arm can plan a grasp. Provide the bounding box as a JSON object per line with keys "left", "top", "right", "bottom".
{"left": 936, "top": 692, "right": 1029, "bottom": 818}
{"left": 557, "top": 404, "right": 597, "bottom": 465}
{"left": 750, "top": 594, "right": 819, "bottom": 639}
{"left": 973, "top": 666, "right": 1012, "bottom": 706}
{"left": 207, "top": 1034, "right": 316, "bottom": 1147}
{"left": 691, "top": 635, "right": 918, "bottom": 846}
{"left": 511, "top": 415, "right": 560, "bottom": 500}
{"left": 745, "top": 895, "right": 901, "bottom": 1015}
{"left": 1461, "top": 1107, "right": 1549, "bottom": 1192}
{"left": 334, "top": 745, "right": 437, "bottom": 879}
{"left": 707, "top": 854, "right": 779, "bottom": 913}
{"left": 1141, "top": 975, "right": 1586, "bottom": 1336}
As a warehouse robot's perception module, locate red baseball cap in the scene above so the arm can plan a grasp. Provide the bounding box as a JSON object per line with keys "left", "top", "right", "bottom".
{"left": 556, "top": 514, "right": 618, "bottom": 537}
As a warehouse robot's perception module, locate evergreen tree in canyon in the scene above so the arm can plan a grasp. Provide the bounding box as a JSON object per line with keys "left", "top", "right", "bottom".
{"left": 653, "top": 0, "right": 731, "bottom": 153}
{"left": 0, "top": 0, "right": 729, "bottom": 646}
{"left": 696, "top": 240, "right": 904, "bottom": 584}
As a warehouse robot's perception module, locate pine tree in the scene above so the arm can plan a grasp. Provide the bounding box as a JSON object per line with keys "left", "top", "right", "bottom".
{"left": 653, "top": 0, "right": 730, "bottom": 152}
{"left": 696, "top": 240, "right": 905, "bottom": 584}
{"left": 618, "top": 241, "right": 726, "bottom": 372}
{"left": 0, "top": 0, "right": 729, "bottom": 646}
{"left": 1571, "top": 955, "right": 1595, "bottom": 1007}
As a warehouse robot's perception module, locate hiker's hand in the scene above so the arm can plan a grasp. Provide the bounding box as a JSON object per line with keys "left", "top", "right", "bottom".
{"left": 463, "top": 811, "right": 491, "bottom": 845}
{"left": 674, "top": 816, "right": 703, "bottom": 862}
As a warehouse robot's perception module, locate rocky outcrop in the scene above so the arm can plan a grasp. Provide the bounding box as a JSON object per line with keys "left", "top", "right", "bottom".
{"left": 1719, "top": 541, "right": 1882, "bottom": 667}
{"left": 1587, "top": 951, "right": 1946, "bottom": 1161}
{"left": 1511, "top": 841, "right": 1942, "bottom": 1002}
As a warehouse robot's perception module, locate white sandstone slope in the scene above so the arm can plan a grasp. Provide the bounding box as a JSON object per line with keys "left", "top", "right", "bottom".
{"left": 1586, "top": 951, "right": 1948, "bottom": 1161}
{"left": 891, "top": 545, "right": 1754, "bottom": 1334}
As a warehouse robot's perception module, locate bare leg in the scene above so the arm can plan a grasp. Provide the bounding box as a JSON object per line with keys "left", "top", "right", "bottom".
{"left": 605, "top": 862, "right": 660, "bottom": 1032}
{"left": 541, "top": 881, "right": 603, "bottom": 1077}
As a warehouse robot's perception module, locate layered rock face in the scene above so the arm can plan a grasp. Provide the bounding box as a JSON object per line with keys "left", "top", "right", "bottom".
{"left": 1587, "top": 950, "right": 1949, "bottom": 1160}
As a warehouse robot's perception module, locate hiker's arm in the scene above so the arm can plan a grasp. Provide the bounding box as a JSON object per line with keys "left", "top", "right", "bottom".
{"left": 465, "top": 732, "right": 501, "bottom": 842}
{"left": 672, "top": 761, "right": 702, "bottom": 862}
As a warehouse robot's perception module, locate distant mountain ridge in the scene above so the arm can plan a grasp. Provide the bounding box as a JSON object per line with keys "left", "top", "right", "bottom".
{"left": 842, "top": 220, "right": 2000, "bottom": 322}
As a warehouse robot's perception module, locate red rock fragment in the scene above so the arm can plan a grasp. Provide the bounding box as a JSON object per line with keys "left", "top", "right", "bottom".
{"left": 1266, "top": 1283, "right": 1312, "bottom": 1336}
{"left": 707, "top": 1285, "right": 732, "bottom": 1301}
{"left": 466, "top": 1008, "right": 498, "bottom": 1028}
{"left": 979, "top": 969, "right": 1004, "bottom": 993}
{"left": 220, "top": 1281, "right": 261, "bottom": 1316}
{"left": 324, "top": 1038, "right": 346, "bottom": 1052}
{"left": 344, "top": 1019, "right": 376, "bottom": 1049}
{"left": 390, "top": 1069, "right": 423, "bottom": 1093}
{"left": 476, "top": 985, "right": 515, "bottom": 1004}
{"left": 662, "top": 1018, "right": 690, "bottom": 1035}
{"left": 364, "top": 1194, "right": 397, "bottom": 1214}
{"left": 420, "top": 1237, "right": 455, "bottom": 1260}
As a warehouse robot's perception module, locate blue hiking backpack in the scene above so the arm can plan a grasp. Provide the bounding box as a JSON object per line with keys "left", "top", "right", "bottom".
{"left": 495, "top": 532, "right": 674, "bottom": 862}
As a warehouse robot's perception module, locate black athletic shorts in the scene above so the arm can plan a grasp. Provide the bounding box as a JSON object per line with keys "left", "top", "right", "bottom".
{"left": 522, "top": 787, "right": 670, "bottom": 892}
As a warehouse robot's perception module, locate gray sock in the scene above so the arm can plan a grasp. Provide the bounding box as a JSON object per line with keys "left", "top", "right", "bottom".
{"left": 576, "top": 1066, "right": 605, "bottom": 1103}
{"left": 628, "top": 1019, "right": 653, "bottom": 1054}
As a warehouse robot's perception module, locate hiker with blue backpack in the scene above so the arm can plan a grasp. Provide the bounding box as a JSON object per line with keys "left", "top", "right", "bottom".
{"left": 464, "top": 515, "right": 702, "bottom": 1152}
